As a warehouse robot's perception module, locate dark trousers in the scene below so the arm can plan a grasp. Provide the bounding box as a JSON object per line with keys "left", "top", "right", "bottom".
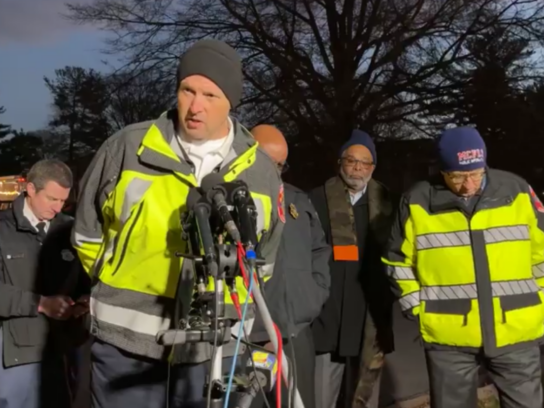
{"left": 0, "top": 327, "right": 40, "bottom": 408}
{"left": 250, "top": 326, "right": 316, "bottom": 408}
{"left": 0, "top": 327, "right": 70, "bottom": 408}
{"left": 91, "top": 339, "right": 238, "bottom": 408}
{"left": 426, "top": 346, "right": 542, "bottom": 408}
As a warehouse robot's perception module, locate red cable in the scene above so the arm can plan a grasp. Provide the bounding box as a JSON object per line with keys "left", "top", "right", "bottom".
{"left": 237, "top": 243, "right": 283, "bottom": 408}
{"left": 273, "top": 323, "right": 283, "bottom": 408}
{"left": 230, "top": 292, "right": 242, "bottom": 320}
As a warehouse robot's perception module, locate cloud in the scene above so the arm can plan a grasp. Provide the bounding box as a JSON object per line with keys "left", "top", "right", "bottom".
{"left": 0, "top": 0, "right": 92, "bottom": 45}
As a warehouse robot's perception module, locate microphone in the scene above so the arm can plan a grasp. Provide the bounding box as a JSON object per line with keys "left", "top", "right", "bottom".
{"left": 201, "top": 174, "right": 242, "bottom": 243}
{"left": 187, "top": 188, "right": 217, "bottom": 270}
{"left": 230, "top": 181, "right": 259, "bottom": 248}
{"left": 235, "top": 350, "right": 278, "bottom": 408}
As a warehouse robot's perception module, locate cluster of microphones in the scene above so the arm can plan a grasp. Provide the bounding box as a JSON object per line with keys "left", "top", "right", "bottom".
{"left": 186, "top": 174, "right": 281, "bottom": 408}
{"left": 186, "top": 173, "right": 259, "bottom": 260}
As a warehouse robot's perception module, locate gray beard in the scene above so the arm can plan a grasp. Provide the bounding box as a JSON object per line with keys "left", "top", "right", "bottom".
{"left": 340, "top": 168, "right": 370, "bottom": 192}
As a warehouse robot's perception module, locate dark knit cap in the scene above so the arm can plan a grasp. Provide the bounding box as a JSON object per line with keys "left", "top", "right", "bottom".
{"left": 340, "top": 130, "right": 377, "bottom": 164}
{"left": 177, "top": 39, "right": 243, "bottom": 108}
{"left": 437, "top": 127, "right": 486, "bottom": 172}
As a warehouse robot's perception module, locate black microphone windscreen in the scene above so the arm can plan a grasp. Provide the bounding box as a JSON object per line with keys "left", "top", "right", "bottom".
{"left": 186, "top": 188, "right": 202, "bottom": 210}
{"left": 201, "top": 173, "right": 224, "bottom": 193}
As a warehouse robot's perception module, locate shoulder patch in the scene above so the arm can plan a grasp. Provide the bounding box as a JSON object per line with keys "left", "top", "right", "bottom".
{"left": 278, "top": 184, "right": 286, "bottom": 223}
{"left": 529, "top": 186, "right": 544, "bottom": 213}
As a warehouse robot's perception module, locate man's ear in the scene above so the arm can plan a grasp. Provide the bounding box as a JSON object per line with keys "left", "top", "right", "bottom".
{"left": 26, "top": 182, "right": 36, "bottom": 197}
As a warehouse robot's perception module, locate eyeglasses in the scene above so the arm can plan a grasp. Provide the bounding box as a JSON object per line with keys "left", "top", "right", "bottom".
{"left": 339, "top": 157, "right": 374, "bottom": 169}
{"left": 277, "top": 161, "right": 289, "bottom": 174}
{"left": 445, "top": 170, "right": 486, "bottom": 184}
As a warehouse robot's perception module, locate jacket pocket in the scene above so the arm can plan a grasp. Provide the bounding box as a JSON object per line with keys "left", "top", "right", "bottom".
{"left": 286, "top": 267, "right": 326, "bottom": 329}
{"left": 9, "top": 316, "right": 49, "bottom": 347}
{"left": 110, "top": 202, "right": 144, "bottom": 276}
{"left": 424, "top": 298, "right": 472, "bottom": 326}
{"left": 500, "top": 292, "right": 541, "bottom": 323}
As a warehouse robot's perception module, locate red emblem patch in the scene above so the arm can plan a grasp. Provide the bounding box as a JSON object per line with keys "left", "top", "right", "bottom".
{"left": 278, "top": 184, "right": 286, "bottom": 223}
{"left": 529, "top": 186, "right": 544, "bottom": 213}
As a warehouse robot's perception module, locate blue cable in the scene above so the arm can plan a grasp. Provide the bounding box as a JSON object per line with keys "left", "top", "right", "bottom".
{"left": 223, "top": 264, "right": 254, "bottom": 408}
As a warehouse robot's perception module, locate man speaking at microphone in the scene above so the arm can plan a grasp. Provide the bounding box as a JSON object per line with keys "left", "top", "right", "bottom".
{"left": 72, "top": 39, "right": 284, "bottom": 408}
{"left": 248, "top": 125, "right": 331, "bottom": 408}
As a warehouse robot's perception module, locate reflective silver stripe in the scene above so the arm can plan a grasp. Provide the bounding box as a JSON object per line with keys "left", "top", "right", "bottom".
{"left": 491, "top": 279, "right": 540, "bottom": 296}
{"left": 72, "top": 232, "right": 104, "bottom": 276}
{"left": 94, "top": 178, "right": 153, "bottom": 276}
{"left": 416, "top": 225, "right": 531, "bottom": 250}
{"left": 532, "top": 263, "right": 544, "bottom": 279}
{"left": 120, "top": 178, "right": 153, "bottom": 223}
{"left": 484, "top": 225, "right": 530, "bottom": 244}
{"left": 399, "top": 292, "right": 420, "bottom": 311}
{"left": 252, "top": 195, "right": 266, "bottom": 235}
{"left": 73, "top": 232, "right": 102, "bottom": 246}
{"left": 91, "top": 281, "right": 173, "bottom": 337}
{"left": 91, "top": 298, "right": 171, "bottom": 336}
{"left": 387, "top": 265, "right": 416, "bottom": 280}
{"left": 419, "top": 279, "right": 540, "bottom": 301}
{"left": 416, "top": 231, "right": 470, "bottom": 250}
{"left": 421, "top": 284, "right": 478, "bottom": 300}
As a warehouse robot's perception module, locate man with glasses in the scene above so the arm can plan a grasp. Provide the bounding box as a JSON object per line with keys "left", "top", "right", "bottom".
{"left": 249, "top": 124, "right": 331, "bottom": 408}
{"left": 383, "top": 126, "right": 544, "bottom": 408}
{"left": 310, "top": 130, "right": 397, "bottom": 408}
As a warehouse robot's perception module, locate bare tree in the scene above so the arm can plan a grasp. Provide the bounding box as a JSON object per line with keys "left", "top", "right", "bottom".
{"left": 105, "top": 71, "right": 175, "bottom": 131}
{"left": 67, "top": 0, "right": 544, "bottom": 166}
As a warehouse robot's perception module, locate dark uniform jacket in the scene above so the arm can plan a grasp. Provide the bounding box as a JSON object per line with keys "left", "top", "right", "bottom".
{"left": 0, "top": 194, "right": 89, "bottom": 368}
{"left": 251, "top": 183, "right": 331, "bottom": 341}
{"left": 310, "top": 178, "right": 397, "bottom": 357}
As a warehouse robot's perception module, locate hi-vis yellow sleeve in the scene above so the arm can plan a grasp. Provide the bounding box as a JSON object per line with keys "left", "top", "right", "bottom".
{"left": 382, "top": 195, "right": 420, "bottom": 316}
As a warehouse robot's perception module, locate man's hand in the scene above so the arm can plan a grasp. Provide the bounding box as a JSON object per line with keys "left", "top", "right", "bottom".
{"left": 38, "top": 295, "right": 74, "bottom": 320}
{"left": 71, "top": 295, "right": 90, "bottom": 318}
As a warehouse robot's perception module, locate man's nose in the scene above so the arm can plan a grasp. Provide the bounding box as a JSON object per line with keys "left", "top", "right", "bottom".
{"left": 52, "top": 203, "right": 63, "bottom": 213}
{"left": 189, "top": 96, "right": 204, "bottom": 114}
{"left": 463, "top": 178, "right": 477, "bottom": 190}
{"left": 352, "top": 161, "right": 364, "bottom": 171}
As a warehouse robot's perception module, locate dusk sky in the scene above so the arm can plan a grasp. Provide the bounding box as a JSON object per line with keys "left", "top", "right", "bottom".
{"left": 0, "top": 0, "right": 114, "bottom": 131}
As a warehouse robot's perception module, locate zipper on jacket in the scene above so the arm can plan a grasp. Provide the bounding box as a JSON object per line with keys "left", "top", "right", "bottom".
{"left": 111, "top": 202, "right": 144, "bottom": 277}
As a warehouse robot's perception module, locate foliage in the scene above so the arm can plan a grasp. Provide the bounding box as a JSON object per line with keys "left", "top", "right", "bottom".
{"left": 424, "top": 26, "right": 538, "bottom": 138}
{"left": 0, "top": 106, "right": 12, "bottom": 139}
{"left": 66, "top": 0, "right": 544, "bottom": 154}
{"left": 105, "top": 70, "right": 174, "bottom": 131}
{"left": 44, "top": 66, "right": 111, "bottom": 161}
{"left": 0, "top": 130, "right": 44, "bottom": 176}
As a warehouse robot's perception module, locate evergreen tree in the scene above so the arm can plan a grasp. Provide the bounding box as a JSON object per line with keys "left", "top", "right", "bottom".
{"left": 0, "top": 106, "right": 12, "bottom": 139}
{"left": 44, "top": 66, "right": 111, "bottom": 161}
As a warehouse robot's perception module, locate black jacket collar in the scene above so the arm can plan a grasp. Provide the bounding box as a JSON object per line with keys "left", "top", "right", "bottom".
{"left": 429, "top": 168, "right": 513, "bottom": 215}
{"left": 11, "top": 194, "right": 66, "bottom": 234}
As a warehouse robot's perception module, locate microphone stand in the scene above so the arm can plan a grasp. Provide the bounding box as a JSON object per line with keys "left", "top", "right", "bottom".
{"left": 157, "top": 192, "right": 234, "bottom": 407}
{"left": 157, "top": 185, "right": 305, "bottom": 408}
{"left": 157, "top": 244, "right": 237, "bottom": 407}
{"left": 229, "top": 181, "right": 305, "bottom": 408}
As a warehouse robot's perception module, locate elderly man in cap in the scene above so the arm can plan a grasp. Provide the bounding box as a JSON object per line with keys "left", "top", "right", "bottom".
{"left": 73, "top": 40, "right": 284, "bottom": 408}
{"left": 249, "top": 124, "right": 331, "bottom": 408}
{"left": 383, "top": 126, "right": 544, "bottom": 408}
{"left": 310, "top": 130, "right": 397, "bottom": 408}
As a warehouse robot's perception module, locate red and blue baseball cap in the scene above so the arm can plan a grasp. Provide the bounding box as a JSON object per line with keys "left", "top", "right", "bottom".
{"left": 437, "top": 127, "right": 486, "bottom": 172}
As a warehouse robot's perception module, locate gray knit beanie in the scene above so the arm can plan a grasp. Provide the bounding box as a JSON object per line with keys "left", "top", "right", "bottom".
{"left": 177, "top": 39, "right": 243, "bottom": 108}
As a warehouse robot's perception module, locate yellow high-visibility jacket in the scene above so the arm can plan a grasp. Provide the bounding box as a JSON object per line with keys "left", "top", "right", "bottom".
{"left": 383, "top": 168, "right": 544, "bottom": 355}
{"left": 72, "top": 111, "right": 284, "bottom": 361}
